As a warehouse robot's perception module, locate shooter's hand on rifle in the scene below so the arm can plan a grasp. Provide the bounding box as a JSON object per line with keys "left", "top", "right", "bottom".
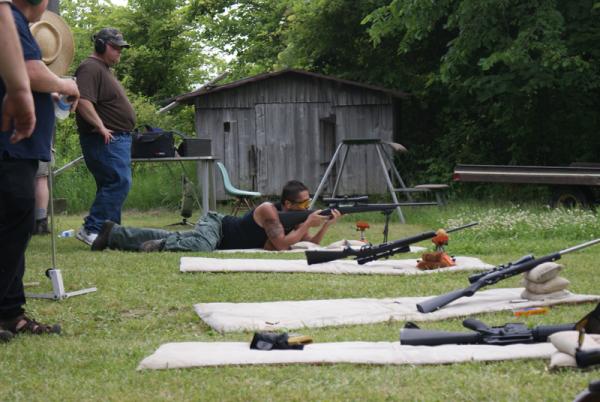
{"left": 305, "top": 209, "right": 331, "bottom": 227}
{"left": 323, "top": 208, "right": 342, "bottom": 227}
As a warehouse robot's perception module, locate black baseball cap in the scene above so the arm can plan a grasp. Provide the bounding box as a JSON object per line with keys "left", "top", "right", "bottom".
{"left": 95, "top": 28, "right": 130, "bottom": 48}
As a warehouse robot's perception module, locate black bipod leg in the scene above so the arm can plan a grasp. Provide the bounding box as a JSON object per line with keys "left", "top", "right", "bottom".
{"left": 381, "top": 210, "right": 392, "bottom": 244}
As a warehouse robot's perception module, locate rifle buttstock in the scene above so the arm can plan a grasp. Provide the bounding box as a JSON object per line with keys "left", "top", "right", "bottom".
{"left": 305, "top": 250, "right": 350, "bottom": 265}
{"left": 417, "top": 287, "right": 476, "bottom": 313}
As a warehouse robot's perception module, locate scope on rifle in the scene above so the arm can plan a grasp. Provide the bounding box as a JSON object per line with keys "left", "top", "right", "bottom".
{"left": 322, "top": 195, "right": 369, "bottom": 205}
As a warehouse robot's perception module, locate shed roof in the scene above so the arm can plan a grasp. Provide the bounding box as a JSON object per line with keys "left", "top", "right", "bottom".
{"left": 174, "top": 68, "right": 409, "bottom": 105}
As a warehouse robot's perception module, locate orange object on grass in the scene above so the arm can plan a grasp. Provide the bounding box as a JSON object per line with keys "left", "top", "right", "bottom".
{"left": 513, "top": 307, "right": 549, "bottom": 317}
{"left": 416, "top": 251, "right": 456, "bottom": 270}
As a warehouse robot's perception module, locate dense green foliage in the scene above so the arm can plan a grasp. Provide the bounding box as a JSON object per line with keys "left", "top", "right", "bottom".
{"left": 364, "top": 0, "right": 600, "bottom": 182}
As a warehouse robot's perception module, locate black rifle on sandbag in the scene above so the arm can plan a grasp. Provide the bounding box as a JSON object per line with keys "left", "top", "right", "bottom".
{"left": 305, "top": 222, "right": 478, "bottom": 265}
{"left": 400, "top": 318, "right": 575, "bottom": 346}
{"left": 416, "top": 238, "right": 600, "bottom": 314}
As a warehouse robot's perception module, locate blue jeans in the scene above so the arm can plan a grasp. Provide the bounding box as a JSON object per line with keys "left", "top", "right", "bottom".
{"left": 80, "top": 133, "right": 132, "bottom": 233}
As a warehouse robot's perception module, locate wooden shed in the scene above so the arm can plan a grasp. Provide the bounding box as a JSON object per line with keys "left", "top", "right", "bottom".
{"left": 174, "top": 69, "right": 408, "bottom": 199}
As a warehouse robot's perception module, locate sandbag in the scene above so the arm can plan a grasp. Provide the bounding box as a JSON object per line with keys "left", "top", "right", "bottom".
{"left": 525, "top": 277, "right": 570, "bottom": 294}
{"left": 524, "top": 262, "right": 562, "bottom": 283}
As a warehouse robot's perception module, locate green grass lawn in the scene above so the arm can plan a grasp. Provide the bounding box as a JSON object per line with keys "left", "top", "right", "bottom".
{"left": 1, "top": 203, "right": 600, "bottom": 401}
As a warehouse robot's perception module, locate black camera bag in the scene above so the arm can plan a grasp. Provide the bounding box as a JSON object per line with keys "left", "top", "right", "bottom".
{"left": 131, "top": 126, "right": 175, "bottom": 158}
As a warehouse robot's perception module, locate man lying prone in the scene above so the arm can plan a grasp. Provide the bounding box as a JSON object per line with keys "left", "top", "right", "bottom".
{"left": 90, "top": 180, "right": 341, "bottom": 252}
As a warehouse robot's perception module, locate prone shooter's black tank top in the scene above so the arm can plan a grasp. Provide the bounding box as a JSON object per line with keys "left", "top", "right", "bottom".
{"left": 218, "top": 209, "right": 268, "bottom": 249}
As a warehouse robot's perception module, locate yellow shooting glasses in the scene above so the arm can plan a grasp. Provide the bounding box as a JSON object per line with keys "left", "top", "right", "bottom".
{"left": 291, "top": 197, "right": 312, "bottom": 210}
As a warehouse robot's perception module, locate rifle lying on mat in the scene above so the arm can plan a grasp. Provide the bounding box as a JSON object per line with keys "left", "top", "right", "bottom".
{"left": 400, "top": 318, "right": 575, "bottom": 346}
{"left": 402, "top": 302, "right": 600, "bottom": 346}
{"left": 416, "top": 238, "right": 600, "bottom": 314}
{"left": 305, "top": 222, "right": 478, "bottom": 265}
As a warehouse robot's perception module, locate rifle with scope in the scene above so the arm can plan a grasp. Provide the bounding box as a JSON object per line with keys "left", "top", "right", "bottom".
{"left": 400, "top": 318, "right": 575, "bottom": 346}
{"left": 416, "top": 238, "right": 600, "bottom": 314}
{"left": 278, "top": 199, "right": 436, "bottom": 231}
{"left": 305, "top": 222, "right": 478, "bottom": 265}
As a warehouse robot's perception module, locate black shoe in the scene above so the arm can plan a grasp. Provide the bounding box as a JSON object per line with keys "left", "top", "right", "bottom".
{"left": 91, "top": 221, "right": 116, "bottom": 251}
{"left": 33, "top": 218, "right": 50, "bottom": 235}
{"left": 0, "top": 330, "right": 13, "bottom": 343}
{"left": 139, "top": 239, "right": 165, "bottom": 252}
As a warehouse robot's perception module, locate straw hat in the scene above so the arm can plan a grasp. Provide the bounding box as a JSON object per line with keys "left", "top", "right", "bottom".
{"left": 30, "top": 11, "right": 74, "bottom": 76}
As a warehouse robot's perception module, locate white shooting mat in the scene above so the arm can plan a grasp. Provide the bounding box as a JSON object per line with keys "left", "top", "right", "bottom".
{"left": 180, "top": 256, "right": 492, "bottom": 275}
{"left": 138, "top": 341, "right": 557, "bottom": 370}
{"left": 194, "top": 288, "right": 600, "bottom": 333}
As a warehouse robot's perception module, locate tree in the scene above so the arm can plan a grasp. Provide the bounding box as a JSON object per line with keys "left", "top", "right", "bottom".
{"left": 363, "top": 0, "right": 600, "bottom": 173}
{"left": 195, "top": 0, "right": 292, "bottom": 79}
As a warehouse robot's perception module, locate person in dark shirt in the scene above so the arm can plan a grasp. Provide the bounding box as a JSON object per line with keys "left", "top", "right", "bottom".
{"left": 74, "top": 27, "right": 136, "bottom": 246}
{"left": 0, "top": 0, "right": 35, "bottom": 141}
{"left": 0, "top": 0, "right": 79, "bottom": 341}
{"left": 90, "top": 180, "right": 342, "bottom": 252}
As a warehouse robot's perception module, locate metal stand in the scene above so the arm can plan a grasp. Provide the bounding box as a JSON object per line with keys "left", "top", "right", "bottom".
{"left": 166, "top": 174, "right": 197, "bottom": 227}
{"left": 381, "top": 209, "right": 392, "bottom": 243}
{"left": 311, "top": 139, "right": 413, "bottom": 223}
{"left": 26, "top": 160, "right": 97, "bottom": 301}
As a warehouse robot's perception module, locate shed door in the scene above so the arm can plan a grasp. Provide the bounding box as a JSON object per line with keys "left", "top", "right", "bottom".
{"left": 254, "top": 103, "right": 333, "bottom": 195}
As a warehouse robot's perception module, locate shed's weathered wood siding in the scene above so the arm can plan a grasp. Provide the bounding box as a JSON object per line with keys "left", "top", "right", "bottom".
{"left": 195, "top": 73, "right": 393, "bottom": 108}
{"left": 194, "top": 73, "right": 397, "bottom": 198}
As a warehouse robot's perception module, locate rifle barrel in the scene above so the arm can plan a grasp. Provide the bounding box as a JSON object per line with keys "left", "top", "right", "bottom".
{"left": 445, "top": 222, "right": 479, "bottom": 233}
{"left": 560, "top": 238, "right": 600, "bottom": 255}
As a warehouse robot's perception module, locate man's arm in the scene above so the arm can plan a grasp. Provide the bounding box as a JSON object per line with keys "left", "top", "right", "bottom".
{"left": 0, "top": 3, "right": 35, "bottom": 142}
{"left": 254, "top": 203, "right": 330, "bottom": 250}
{"left": 300, "top": 209, "right": 341, "bottom": 245}
{"left": 26, "top": 60, "right": 79, "bottom": 108}
{"left": 76, "top": 99, "right": 113, "bottom": 144}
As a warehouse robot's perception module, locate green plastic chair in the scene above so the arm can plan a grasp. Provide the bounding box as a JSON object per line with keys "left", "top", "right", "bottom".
{"left": 216, "top": 162, "right": 262, "bottom": 215}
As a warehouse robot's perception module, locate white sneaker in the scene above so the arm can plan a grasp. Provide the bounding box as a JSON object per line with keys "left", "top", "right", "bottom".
{"left": 76, "top": 227, "right": 98, "bottom": 246}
